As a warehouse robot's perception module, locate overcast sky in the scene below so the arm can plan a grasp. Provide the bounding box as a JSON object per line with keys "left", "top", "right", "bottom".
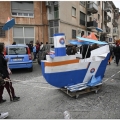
{"left": 113, "top": 1, "right": 120, "bottom": 11}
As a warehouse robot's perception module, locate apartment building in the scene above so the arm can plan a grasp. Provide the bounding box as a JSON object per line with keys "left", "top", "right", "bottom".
{"left": 86, "top": 1, "right": 102, "bottom": 37}
{"left": 47, "top": 1, "right": 119, "bottom": 44}
{"left": 117, "top": 13, "right": 120, "bottom": 39}
{"left": 100, "top": 1, "right": 119, "bottom": 43}
{"left": 47, "top": 1, "right": 103, "bottom": 44}
{"left": 0, "top": 1, "right": 48, "bottom": 45}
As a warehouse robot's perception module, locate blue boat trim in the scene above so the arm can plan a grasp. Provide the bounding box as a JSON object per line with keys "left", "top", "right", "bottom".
{"left": 54, "top": 33, "right": 65, "bottom": 36}
{"left": 55, "top": 47, "right": 66, "bottom": 56}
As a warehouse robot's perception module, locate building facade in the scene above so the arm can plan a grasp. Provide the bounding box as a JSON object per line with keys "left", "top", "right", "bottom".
{"left": 0, "top": 1, "right": 119, "bottom": 45}
{"left": 47, "top": 1, "right": 103, "bottom": 44}
{"left": 101, "top": 1, "right": 119, "bottom": 43}
{"left": 46, "top": 1, "right": 119, "bottom": 44}
{"left": 0, "top": 1, "right": 48, "bottom": 45}
{"left": 117, "top": 14, "right": 120, "bottom": 39}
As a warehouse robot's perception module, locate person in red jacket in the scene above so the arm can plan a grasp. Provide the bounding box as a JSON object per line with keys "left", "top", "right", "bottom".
{"left": 0, "top": 43, "right": 20, "bottom": 103}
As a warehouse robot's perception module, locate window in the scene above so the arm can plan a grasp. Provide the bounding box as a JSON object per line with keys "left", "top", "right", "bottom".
{"left": 98, "top": 14, "right": 100, "bottom": 20}
{"left": 54, "top": 6, "right": 59, "bottom": 19}
{"left": 80, "top": 1, "right": 86, "bottom": 6}
{"left": 81, "top": 31, "right": 84, "bottom": 37}
{"left": 72, "top": 29, "right": 76, "bottom": 39}
{"left": 88, "top": 32, "right": 90, "bottom": 35}
{"left": 13, "top": 27, "right": 34, "bottom": 44}
{"left": 72, "top": 7, "right": 76, "bottom": 17}
{"left": 0, "top": 26, "right": 5, "bottom": 37}
{"left": 109, "top": 38, "right": 112, "bottom": 42}
{"left": 98, "top": 1, "right": 100, "bottom": 5}
{"left": 89, "top": 17, "right": 92, "bottom": 21}
{"left": 49, "top": 20, "right": 59, "bottom": 44}
{"left": 11, "top": 1, "right": 34, "bottom": 17}
{"left": 49, "top": 7, "right": 52, "bottom": 13}
{"left": 80, "top": 11, "right": 86, "bottom": 26}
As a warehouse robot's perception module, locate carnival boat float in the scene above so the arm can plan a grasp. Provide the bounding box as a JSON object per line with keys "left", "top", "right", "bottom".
{"left": 41, "top": 32, "right": 110, "bottom": 92}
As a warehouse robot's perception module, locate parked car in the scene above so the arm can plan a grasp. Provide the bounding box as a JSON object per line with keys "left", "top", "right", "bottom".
{"left": 4, "top": 44, "right": 33, "bottom": 72}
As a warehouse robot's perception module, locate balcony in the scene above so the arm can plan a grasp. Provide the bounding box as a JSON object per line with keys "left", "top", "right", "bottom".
{"left": 112, "top": 19, "right": 118, "bottom": 27}
{"left": 104, "top": 2, "right": 111, "bottom": 12}
{"left": 106, "top": 26, "right": 111, "bottom": 34}
{"left": 103, "top": 26, "right": 111, "bottom": 34}
{"left": 114, "top": 8, "right": 119, "bottom": 19}
{"left": 113, "top": 27, "right": 118, "bottom": 36}
{"left": 87, "top": 2, "right": 98, "bottom": 14}
{"left": 104, "top": 15, "right": 111, "bottom": 22}
{"left": 87, "top": 21, "right": 98, "bottom": 29}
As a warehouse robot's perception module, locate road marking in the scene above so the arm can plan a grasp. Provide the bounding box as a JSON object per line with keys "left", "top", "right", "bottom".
{"left": 111, "top": 79, "right": 114, "bottom": 81}
{"left": 34, "top": 86, "right": 59, "bottom": 90}
{"left": 11, "top": 70, "right": 120, "bottom": 90}
{"left": 111, "top": 75, "right": 115, "bottom": 77}
{"left": 12, "top": 76, "right": 44, "bottom": 82}
{"left": 103, "top": 70, "right": 120, "bottom": 83}
{"left": 103, "top": 79, "right": 109, "bottom": 83}
{"left": 117, "top": 71, "right": 120, "bottom": 73}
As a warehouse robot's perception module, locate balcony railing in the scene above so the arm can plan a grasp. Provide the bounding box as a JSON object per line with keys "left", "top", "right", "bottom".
{"left": 87, "top": 2, "right": 98, "bottom": 14}
{"left": 104, "top": 15, "right": 111, "bottom": 22}
{"left": 106, "top": 26, "right": 110, "bottom": 34}
{"left": 113, "top": 27, "right": 118, "bottom": 36}
{"left": 114, "top": 8, "right": 119, "bottom": 19}
{"left": 87, "top": 21, "right": 98, "bottom": 28}
{"left": 112, "top": 19, "right": 118, "bottom": 27}
{"left": 103, "top": 26, "right": 110, "bottom": 34}
{"left": 104, "top": 2, "right": 111, "bottom": 12}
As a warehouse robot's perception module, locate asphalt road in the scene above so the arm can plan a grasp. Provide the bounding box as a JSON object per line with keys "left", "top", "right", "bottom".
{"left": 0, "top": 61, "right": 120, "bottom": 119}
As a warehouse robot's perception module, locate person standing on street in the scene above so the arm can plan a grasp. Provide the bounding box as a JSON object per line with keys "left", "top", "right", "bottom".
{"left": 40, "top": 42, "right": 44, "bottom": 51}
{"left": 33, "top": 44, "right": 37, "bottom": 61}
{"left": 0, "top": 43, "right": 20, "bottom": 103}
{"left": 36, "top": 43, "right": 40, "bottom": 57}
{"left": 28, "top": 41, "right": 33, "bottom": 53}
{"left": 113, "top": 43, "right": 120, "bottom": 66}
{"left": 44, "top": 42, "right": 50, "bottom": 53}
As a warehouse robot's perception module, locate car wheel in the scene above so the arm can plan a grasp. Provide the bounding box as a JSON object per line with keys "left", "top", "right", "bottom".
{"left": 29, "top": 66, "right": 33, "bottom": 72}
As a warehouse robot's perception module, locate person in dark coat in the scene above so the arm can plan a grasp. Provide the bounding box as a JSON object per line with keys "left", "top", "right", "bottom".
{"left": 82, "top": 45, "right": 91, "bottom": 59}
{"left": 91, "top": 43, "right": 99, "bottom": 51}
{"left": 0, "top": 43, "right": 20, "bottom": 103}
{"left": 28, "top": 41, "right": 33, "bottom": 53}
{"left": 108, "top": 44, "right": 114, "bottom": 65}
{"left": 12, "top": 42, "right": 16, "bottom": 45}
{"left": 66, "top": 45, "right": 72, "bottom": 55}
{"left": 113, "top": 43, "right": 120, "bottom": 66}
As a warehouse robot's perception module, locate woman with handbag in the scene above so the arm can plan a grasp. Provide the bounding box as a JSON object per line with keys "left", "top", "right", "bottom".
{"left": 0, "top": 43, "right": 20, "bottom": 103}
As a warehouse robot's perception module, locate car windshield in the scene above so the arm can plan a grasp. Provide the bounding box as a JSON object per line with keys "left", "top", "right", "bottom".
{"left": 6, "top": 46, "right": 28, "bottom": 55}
